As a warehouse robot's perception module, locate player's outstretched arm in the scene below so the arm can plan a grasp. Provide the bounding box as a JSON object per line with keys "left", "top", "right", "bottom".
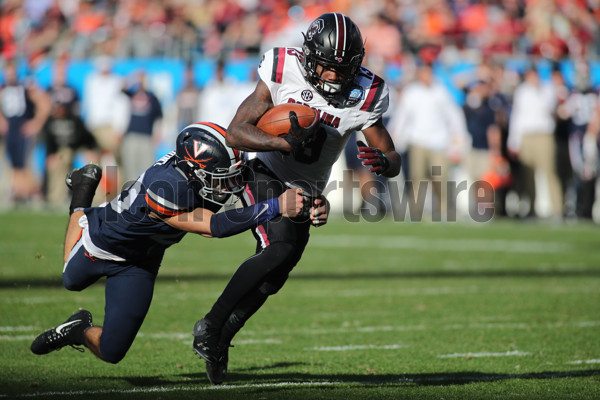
{"left": 226, "top": 80, "right": 293, "bottom": 153}
{"left": 163, "top": 189, "right": 304, "bottom": 238}
{"left": 360, "top": 118, "right": 402, "bottom": 177}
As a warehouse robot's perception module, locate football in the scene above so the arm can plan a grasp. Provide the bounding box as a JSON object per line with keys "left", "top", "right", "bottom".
{"left": 256, "top": 103, "right": 317, "bottom": 137}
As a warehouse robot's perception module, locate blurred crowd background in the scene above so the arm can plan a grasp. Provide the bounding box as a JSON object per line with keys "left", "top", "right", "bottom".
{"left": 1, "top": 0, "right": 599, "bottom": 222}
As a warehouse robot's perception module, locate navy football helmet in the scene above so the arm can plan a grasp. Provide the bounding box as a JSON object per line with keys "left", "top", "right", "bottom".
{"left": 302, "top": 12, "right": 365, "bottom": 105}
{"left": 175, "top": 122, "right": 244, "bottom": 207}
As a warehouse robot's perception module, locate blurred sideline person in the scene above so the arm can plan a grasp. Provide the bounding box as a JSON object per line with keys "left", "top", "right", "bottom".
{"left": 120, "top": 71, "right": 163, "bottom": 184}
{"left": 0, "top": 60, "right": 51, "bottom": 205}
{"left": 43, "top": 58, "right": 98, "bottom": 207}
{"left": 82, "top": 56, "right": 124, "bottom": 194}
{"left": 508, "top": 67, "right": 562, "bottom": 218}
{"left": 461, "top": 79, "right": 512, "bottom": 213}
{"left": 559, "top": 62, "right": 599, "bottom": 219}
{"left": 176, "top": 64, "right": 201, "bottom": 130}
{"left": 192, "top": 12, "right": 401, "bottom": 385}
{"left": 30, "top": 123, "right": 304, "bottom": 365}
{"left": 198, "top": 59, "right": 256, "bottom": 128}
{"left": 388, "top": 56, "right": 467, "bottom": 220}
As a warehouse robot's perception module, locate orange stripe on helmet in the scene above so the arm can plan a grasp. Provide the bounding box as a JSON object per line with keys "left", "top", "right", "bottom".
{"left": 197, "top": 122, "right": 240, "bottom": 160}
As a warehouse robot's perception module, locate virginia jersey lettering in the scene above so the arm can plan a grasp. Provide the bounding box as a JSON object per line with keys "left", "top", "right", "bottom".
{"left": 84, "top": 152, "right": 204, "bottom": 269}
{"left": 256, "top": 46, "right": 389, "bottom": 195}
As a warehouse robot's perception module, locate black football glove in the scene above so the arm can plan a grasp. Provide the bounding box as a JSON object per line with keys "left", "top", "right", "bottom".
{"left": 285, "top": 111, "right": 320, "bottom": 157}
{"left": 356, "top": 140, "right": 390, "bottom": 175}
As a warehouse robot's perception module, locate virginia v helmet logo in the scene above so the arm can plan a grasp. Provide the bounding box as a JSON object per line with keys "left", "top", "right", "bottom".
{"left": 193, "top": 140, "right": 210, "bottom": 158}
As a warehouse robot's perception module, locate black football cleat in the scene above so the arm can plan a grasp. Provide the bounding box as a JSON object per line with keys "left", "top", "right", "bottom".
{"left": 206, "top": 343, "right": 232, "bottom": 385}
{"left": 192, "top": 318, "right": 220, "bottom": 364}
{"left": 30, "top": 309, "right": 93, "bottom": 355}
{"left": 66, "top": 164, "right": 102, "bottom": 191}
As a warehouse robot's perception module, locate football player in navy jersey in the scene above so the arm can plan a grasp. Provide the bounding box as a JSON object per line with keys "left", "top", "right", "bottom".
{"left": 193, "top": 13, "right": 401, "bottom": 384}
{"left": 30, "top": 122, "right": 304, "bottom": 365}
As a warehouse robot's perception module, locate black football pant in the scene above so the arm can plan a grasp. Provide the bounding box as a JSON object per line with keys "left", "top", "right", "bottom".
{"left": 205, "top": 159, "right": 311, "bottom": 342}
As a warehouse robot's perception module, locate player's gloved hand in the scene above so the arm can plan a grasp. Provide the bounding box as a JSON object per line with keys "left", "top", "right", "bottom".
{"left": 356, "top": 140, "right": 390, "bottom": 175}
{"left": 310, "top": 194, "right": 330, "bottom": 227}
{"left": 285, "top": 111, "right": 320, "bottom": 157}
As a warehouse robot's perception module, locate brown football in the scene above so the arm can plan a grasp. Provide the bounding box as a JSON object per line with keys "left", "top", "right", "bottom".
{"left": 256, "top": 103, "right": 317, "bottom": 137}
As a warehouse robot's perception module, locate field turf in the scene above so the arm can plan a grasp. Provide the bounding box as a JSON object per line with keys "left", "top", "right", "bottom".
{"left": 1, "top": 211, "right": 599, "bottom": 399}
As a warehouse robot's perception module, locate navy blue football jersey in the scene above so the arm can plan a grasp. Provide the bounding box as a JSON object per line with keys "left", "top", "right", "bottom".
{"left": 85, "top": 152, "right": 207, "bottom": 269}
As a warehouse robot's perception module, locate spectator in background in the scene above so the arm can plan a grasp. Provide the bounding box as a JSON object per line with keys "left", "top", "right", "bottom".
{"left": 485, "top": 62, "right": 517, "bottom": 216}
{"left": 82, "top": 56, "right": 124, "bottom": 192}
{"left": 559, "top": 62, "right": 599, "bottom": 219}
{"left": 462, "top": 77, "right": 512, "bottom": 214}
{"left": 82, "top": 57, "right": 122, "bottom": 157}
{"left": 362, "top": 13, "right": 402, "bottom": 71}
{"left": 197, "top": 59, "right": 254, "bottom": 128}
{"left": 176, "top": 64, "right": 201, "bottom": 130}
{"left": 120, "top": 71, "right": 163, "bottom": 184}
{"left": 43, "top": 58, "right": 98, "bottom": 207}
{"left": 463, "top": 79, "right": 500, "bottom": 183}
{"left": 389, "top": 56, "right": 468, "bottom": 220}
{"left": 508, "top": 67, "right": 562, "bottom": 219}
{"left": 552, "top": 65, "right": 572, "bottom": 215}
{"left": 0, "top": 60, "right": 50, "bottom": 205}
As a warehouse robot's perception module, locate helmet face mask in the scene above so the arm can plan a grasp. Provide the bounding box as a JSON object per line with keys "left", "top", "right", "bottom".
{"left": 302, "top": 13, "right": 365, "bottom": 106}
{"left": 195, "top": 161, "right": 245, "bottom": 205}
{"left": 176, "top": 123, "right": 245, "bottom": 207}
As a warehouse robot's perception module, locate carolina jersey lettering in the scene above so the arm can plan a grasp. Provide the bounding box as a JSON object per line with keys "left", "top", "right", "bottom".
{"left": 257, "top": 47, "right": 389, "bottom": 194}
{"left": 84, "top": 152, "right": 204, "bottom": 269}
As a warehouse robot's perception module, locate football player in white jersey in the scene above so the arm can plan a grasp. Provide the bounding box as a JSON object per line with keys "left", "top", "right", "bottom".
{"left": 192, "top": 12, "right": 401, "bottom": 384}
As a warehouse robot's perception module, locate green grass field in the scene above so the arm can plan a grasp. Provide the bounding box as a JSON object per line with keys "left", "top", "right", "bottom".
{"left": 1, "top": 211, "right": 599, "bottom": 399}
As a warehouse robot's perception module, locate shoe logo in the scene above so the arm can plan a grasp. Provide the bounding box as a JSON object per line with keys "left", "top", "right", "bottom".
{"left": 56, "top": 319, "right": 80, "bottom": 335}
{"left": 255, "top": 203, "right": 269, "bottom": 220}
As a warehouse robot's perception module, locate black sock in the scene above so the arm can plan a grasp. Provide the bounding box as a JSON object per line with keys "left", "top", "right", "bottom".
{"left": 219, "top": 289, "right": 268, "bottom": 345}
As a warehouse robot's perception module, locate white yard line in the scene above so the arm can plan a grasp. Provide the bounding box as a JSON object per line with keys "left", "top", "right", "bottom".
{"left": 0, "top": 326, "right": 37, "bottom": 332}
{"left": 305, "top": 344, "right": 407, "bottom": 351}
{"left": 0, "top": 335, "right": 34, "bottom": 341}
{"left": 567, "top": 359, "right": 600, "bottom": 364}
{"left": 135, "top": 332, "right": 281, "bottom": 345}
{"left": 438, "top": 350, "right": 532, "bottom": 358}
{"left": 0, "top": 381, "right": 361, "bottom": 398}
{"left": 310, "top": 234, "right": 573, "bottom": 254}
{"left": 2, "top": 321, "right": 599, "bottom": 342}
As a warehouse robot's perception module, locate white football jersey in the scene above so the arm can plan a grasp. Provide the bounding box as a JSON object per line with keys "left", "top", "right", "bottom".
{"left": 256, "top": 47, "right": 389, "bottom": 195}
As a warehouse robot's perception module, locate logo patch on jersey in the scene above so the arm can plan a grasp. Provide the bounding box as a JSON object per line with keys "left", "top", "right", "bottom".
{"left": 337, "top": 86, "right": 363, "bottom": 107}
{"left": 349, "top": 87, "right": 364, "bottom": 101}
{"left": 301, "top": 90, "right": 313, "bottom": 102}
{"left": 307, "top": 19, "right": 324, "bottom": 40}
{"left": 193, "top": 140, "right": 210, "bottom": 158}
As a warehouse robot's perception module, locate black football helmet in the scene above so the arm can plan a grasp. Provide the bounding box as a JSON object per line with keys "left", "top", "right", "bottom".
{"left": 175, "top": 122, "right": 244, "bottom": 207}
{"left": 302, "top": 12, "right": 365, "bottom": 105}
